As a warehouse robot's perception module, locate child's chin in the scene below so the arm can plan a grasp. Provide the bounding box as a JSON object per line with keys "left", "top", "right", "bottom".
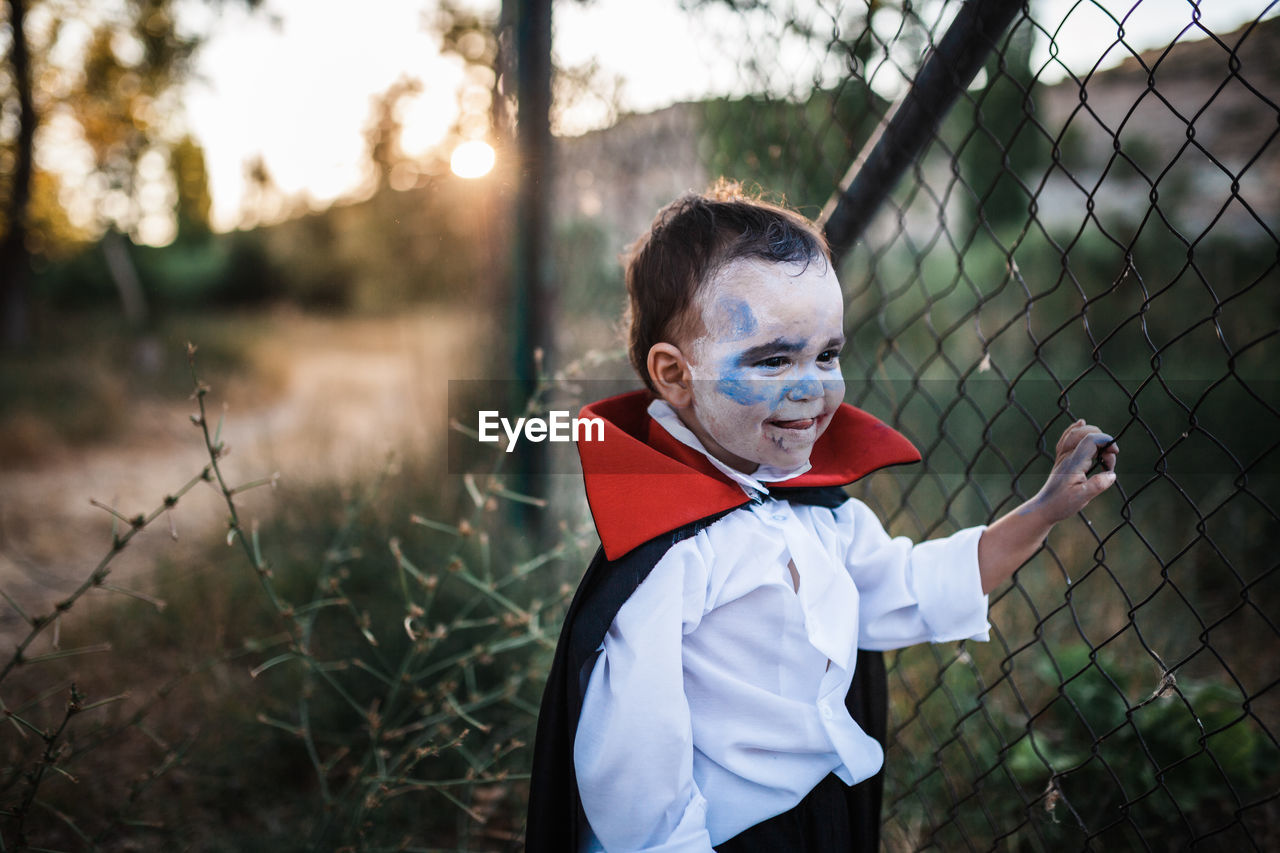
{"left": 757, "top": 439, "right": 815, "bottom": 471}
{"left": 763, "top": 423, "right": 820, "bottom": 455}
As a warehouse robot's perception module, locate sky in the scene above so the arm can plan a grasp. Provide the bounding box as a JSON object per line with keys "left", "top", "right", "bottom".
{"left": 180, "top": 0, "right": 1277, "bottom": 235}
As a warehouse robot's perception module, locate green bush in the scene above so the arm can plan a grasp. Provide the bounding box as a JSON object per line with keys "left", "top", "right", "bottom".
{"left": 886, "top": 640, "right": 1280, "bottom": 850}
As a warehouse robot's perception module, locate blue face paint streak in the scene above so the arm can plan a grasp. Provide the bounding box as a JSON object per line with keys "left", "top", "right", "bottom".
{"left": 713, "top": 358, "right": 830, "bottom": 409}
{"left": 714, "top": 361, "right": 775, "bottom": 406}
{"left": 713, "top": 297, "right": 758, "bottom": 342}
{"left": 785, "top": 377, "right": 824, "bottom": 402}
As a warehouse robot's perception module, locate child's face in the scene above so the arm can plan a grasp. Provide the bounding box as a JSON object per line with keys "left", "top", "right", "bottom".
{"left": 683, "top": 257, "right": 846, "bottom": 473}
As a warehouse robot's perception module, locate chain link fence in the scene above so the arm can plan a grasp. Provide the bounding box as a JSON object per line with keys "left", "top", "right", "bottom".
{"left": 550, "top": 0, "right": 1279, "bottom": 848}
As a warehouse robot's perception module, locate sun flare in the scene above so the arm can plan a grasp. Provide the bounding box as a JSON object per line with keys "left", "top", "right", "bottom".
{"left": 450, "top": 140, "right": 496, "bottom": 179}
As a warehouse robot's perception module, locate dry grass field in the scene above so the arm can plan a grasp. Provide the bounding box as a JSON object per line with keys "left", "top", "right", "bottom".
{"left": 0, "top": 307, "right": 489, "bottom": 641}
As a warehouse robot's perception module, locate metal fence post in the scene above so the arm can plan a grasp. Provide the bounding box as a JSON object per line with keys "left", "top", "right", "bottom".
{"left": 820, "top": 0, "right": 1025, "bottom": 265}
{"left": 512, "top": 0, "right": 554, "bottom": 505}
{"left": 815, "top": 3, "right": 1025, "bottom": 847}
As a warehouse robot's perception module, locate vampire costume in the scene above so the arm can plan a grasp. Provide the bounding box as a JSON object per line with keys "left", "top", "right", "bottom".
{"left": 525, "top": 390, "right": 924, "bottom": 853}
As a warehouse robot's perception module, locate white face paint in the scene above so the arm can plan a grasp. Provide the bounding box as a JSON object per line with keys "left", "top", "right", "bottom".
{"left": 680, "top": 257, "right": 847, "bottom": 474}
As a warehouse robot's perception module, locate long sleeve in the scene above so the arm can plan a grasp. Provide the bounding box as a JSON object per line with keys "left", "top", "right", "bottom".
{"left": 573, "top": 539, "right": 716, "bottom": 853}
{"left": 836, "top": 498, "right": 990, "bottom": 650}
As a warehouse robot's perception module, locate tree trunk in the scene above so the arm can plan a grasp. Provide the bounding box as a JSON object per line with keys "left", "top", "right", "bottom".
{"left": 102, "top": 231, "right": 149, "bottom": 329}
{"left": 1, "top": 0, "right": 36, "bottom": 349}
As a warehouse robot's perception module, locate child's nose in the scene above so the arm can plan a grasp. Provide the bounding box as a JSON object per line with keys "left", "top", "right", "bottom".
{"left": 785, "top": 378, "right": 823, "bottom": 401}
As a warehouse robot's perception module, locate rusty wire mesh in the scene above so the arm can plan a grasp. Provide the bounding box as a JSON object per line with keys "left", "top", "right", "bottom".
{"left": 553, "top": 0, "right": 1280, "bottom": 848}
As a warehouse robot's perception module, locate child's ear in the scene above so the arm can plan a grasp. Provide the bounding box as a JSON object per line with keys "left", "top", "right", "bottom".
{"left": 647, "top": 343, "right": 694, "bottom": 408}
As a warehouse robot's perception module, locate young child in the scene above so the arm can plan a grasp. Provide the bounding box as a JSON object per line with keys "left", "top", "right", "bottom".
{"left": 526, "top": 183, "right": 1118, "bottom": 853}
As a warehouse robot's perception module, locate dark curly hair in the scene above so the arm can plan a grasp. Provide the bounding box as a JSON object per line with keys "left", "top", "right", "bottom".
{"left": 623, "top": 180, "right": 831, "bottom": 394}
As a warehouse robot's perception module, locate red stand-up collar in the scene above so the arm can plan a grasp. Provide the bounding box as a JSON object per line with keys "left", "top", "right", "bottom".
{"left": 575, "top": 390, "right": 921, "bottom": 559}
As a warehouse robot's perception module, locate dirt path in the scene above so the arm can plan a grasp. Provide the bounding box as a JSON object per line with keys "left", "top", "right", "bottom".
{"left": 0, "top": 307, "right": 485, "bottom": 640}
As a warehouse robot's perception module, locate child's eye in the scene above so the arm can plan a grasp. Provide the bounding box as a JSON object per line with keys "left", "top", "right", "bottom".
{"left": 818, "top": 349, "right": 841, "bottom": 364}
{"left": 756, "top": 356, "right": 789, "bottom": 369}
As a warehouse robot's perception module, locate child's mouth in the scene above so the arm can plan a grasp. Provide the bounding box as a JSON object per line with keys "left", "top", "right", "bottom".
{"left": 769, "top": 417, "right": 817, "bottom": 431}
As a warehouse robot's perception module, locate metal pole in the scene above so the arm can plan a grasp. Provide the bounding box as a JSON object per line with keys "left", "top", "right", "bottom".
{"left": 816, "top": 3, "right": 1025, "bottom": 848}
{"left": 512, "top": 0, "right": 554, "bottom": 504}
{"left": 820, "top": 0, "right": 1025, "bottom": 266}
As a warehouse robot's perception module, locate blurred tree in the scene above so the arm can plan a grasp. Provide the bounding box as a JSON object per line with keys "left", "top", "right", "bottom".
{"left": 67, "top": 2, "right": 197, "bottom": 232}
{"left": 1, "top": 0, "right": 37, "bottom": 348}
{"left": 364, "top": 76, "right": 424, "bottom": 190}
{"left": 959, "top": 16, "right": 1047, "bottom": 233}
{"left": 170, "top": 133, "right": 213, "bottom": 239}
{"left": 702, "top": 83, "right": 885, "bottom": 215}
{"left": 238, "top": 153, "right": 288, "bottom": 226}
{"left": 692, "top": 2, "right": 907, "bottom": 215}
{"left": 0, "top": 0, "right": 258, "bottom": 348}
{"left": 434, "top": 0, "right": 515, "bottom": 141}
{"left": 432, "top": 0, "right": 617, "bottom": 142}
{"left": 677, "top": 0, "right": 901, "bottom": 77}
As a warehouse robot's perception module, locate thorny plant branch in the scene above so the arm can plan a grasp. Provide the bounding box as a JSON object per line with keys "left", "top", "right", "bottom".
{"left": 0, "top": 351, "right": 295, "bottom": 849}
{"left": 185, "top": 342, "right": 600, "bottom": 847}
{"left": 7, "top": 684, "right": 83, "bottom": 848}
{"left": 0, "top": 401, "right": 252, "bottom": 847}
{"left": 0, "top": 468, "right": 211, "bottom": 687}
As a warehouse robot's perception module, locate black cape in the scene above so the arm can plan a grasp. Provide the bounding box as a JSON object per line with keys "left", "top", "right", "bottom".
{"left": 524, "top": 484, "right": 887, "bottom": 853}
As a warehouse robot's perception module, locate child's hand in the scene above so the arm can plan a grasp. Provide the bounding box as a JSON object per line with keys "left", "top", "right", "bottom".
{"left": 978, "top": 420, "right": 1119, "bottom": 593}
{"left": 1032, "top": 419, "right": 1119, "bottom": 523}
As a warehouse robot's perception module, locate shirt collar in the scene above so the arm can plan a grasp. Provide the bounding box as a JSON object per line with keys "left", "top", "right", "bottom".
{"left": 574, "top": 390, "right": 923, "bottom": 560}
{"left": 645, "top": 399, "right": 811, "bottom": 498}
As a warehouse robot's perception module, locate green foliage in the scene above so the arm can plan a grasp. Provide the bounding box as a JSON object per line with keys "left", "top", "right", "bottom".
{"left": 957, "top": 18, "right": 1049, "bottom": 232}
{"left": 1, "top": 0, "right": 255, "bottom": 249}
{"left": 69, "top": 2, "right": 196, "bottom": 189}
{"left": 26, "top": 168, "right": 505, "bottom": 313}
{"left": 887, "top": 641, "right": 1280, "bottom": 851}
{"left": 30, "top": 230, "right": 273, "bottom": 309}
{"left": 1008, "top": 646, "right": 1278, "bottom": 846}
{"left": 553, "top": 217, "right": 624, "bottom": 320}
{"left": 701, "top": 81, "right": 885, "bottom": 214}
{"left": 170, "top": 134, "right": 214, "bottom": 239}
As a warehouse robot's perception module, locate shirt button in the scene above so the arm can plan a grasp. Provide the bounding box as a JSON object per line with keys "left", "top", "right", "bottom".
{"left": 772, "top": 513, "right": 786, "bottom": 522}
{"left": 820, "top": 704, "right": 833, "bottom": 720}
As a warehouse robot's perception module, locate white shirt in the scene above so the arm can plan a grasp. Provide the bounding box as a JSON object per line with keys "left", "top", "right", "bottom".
{"left": 573, "top": 403, "right": 990, "bottom": 852}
